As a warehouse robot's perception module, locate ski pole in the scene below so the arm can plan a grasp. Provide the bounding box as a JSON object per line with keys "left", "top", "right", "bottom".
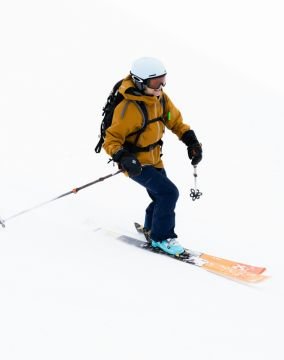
{"left": 0, "top": 169, "right": 122, "bottom": 228}
{"left": 190, "top": 165, "right": 202, "bottom": 201}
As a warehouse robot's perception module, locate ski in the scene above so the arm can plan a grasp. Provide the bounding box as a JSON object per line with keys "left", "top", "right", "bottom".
{"left": 134, "top": 222, "right": 268, "bottom": 283}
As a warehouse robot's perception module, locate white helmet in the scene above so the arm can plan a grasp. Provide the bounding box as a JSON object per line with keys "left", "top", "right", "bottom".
{"left": 130, "top": 57, "right": 166, "bottom": 90}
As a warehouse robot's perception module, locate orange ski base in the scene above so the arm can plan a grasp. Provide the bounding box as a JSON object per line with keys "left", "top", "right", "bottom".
{"left": 200, "top": 253, "right": 267, "bottom": 282}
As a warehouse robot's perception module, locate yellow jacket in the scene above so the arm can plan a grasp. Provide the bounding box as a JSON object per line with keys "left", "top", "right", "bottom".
{"left": 103, "top": 76, "right": 190, "bottom": 168}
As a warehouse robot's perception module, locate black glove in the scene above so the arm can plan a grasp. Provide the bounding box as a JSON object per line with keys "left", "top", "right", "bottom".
{"left": 112, "top": 148, "right": 142, "bottom": 177}
{"left": 181, "top": 130, "right": 202, "bottom": 166}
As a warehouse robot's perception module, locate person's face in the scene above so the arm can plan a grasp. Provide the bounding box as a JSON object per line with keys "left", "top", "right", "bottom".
{"left": 144, "top": 86, "right": 163, "bottom": 96}
{"left": 144, "top": 75, "right": 166, "bottom": 96}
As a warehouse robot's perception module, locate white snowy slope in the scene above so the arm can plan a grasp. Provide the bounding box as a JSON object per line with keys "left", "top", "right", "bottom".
{"left": 0, "top": 1, "right": 284, "bottom": 360}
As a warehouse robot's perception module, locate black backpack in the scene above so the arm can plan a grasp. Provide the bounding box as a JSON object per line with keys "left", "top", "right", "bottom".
{"left": 95, "top": 79, "right": 166, "bottom": 154}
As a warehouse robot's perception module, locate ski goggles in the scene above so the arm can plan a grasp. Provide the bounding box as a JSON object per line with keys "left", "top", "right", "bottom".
{"left": 146, "top": 75, "right": 166, "bottom": 90}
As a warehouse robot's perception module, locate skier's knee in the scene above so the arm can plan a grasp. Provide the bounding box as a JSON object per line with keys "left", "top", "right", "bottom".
{"left": 167, "top": 184, "right": 179, "bottom": 203}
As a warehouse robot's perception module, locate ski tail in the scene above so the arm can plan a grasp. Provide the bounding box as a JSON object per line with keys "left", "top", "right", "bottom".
{"left": 134, "top": 222, "right": 150, "bottom": 242}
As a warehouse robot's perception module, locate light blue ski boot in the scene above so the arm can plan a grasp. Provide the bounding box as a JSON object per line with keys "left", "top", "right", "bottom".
{"left": 151, "top": 238, "right": 184, "bottom": 255}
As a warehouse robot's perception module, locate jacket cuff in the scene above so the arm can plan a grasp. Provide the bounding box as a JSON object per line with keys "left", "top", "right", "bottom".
{"left": 112, "top": 148, "right": 129, "bottom": 162}
{"left": 181, "top": 130, "right": 198, "bottom": 146}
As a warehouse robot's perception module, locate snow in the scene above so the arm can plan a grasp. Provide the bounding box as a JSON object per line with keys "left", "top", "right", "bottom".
{"left": 0, "top": 1, "right": 284, "bottom": 359}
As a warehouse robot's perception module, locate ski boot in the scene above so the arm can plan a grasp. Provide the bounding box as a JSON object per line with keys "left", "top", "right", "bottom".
{"left": 151, "top": 238, "right": 184, "bottom": 256}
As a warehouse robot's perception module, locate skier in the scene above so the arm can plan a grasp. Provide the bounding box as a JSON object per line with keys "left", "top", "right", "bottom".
{"left": 103, "top": 57, "right": 202, "bottom": 255}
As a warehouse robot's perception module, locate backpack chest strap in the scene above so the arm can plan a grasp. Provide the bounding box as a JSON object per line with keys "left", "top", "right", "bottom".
{"left": 126, "top": 100, "right": 166, "bottom": 139}
{"left": 124, "top": 139, "right": 163, "bottom": 153}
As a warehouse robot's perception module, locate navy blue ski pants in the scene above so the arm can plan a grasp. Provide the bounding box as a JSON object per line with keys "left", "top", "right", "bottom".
{"left": 131, "top": 166, "right": 179, "bottom": 241}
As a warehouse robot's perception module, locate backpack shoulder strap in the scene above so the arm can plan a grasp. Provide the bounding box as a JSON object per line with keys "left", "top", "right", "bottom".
{"left": 125, "top": 95, "right": 167, "bottom": 148}
{"left": 126, "top": 101, "right": 148, "bottom": 142}
{"left": 160, "top": 94, "right": 166, "bottom": 119}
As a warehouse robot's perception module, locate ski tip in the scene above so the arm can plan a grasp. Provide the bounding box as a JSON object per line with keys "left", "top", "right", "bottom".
{"left": 256, "top": 267, "right": 266, "bottom": 275}
{"left": 244, "top": 274, "right": 271, "bottom": 283}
